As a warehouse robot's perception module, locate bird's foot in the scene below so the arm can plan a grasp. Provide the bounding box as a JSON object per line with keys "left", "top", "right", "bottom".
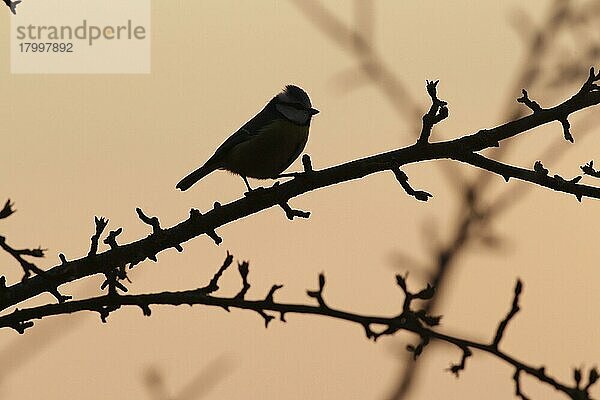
{"left": 277, "top": 171, "right": 307, "bottom": 179}
{"left": 244, "top": 186, "right": 267, "bottom": 197}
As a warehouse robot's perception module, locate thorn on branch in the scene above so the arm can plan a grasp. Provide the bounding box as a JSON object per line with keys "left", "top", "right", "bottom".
{"left": 101, "top": 268, "right": 129, "bottom": 296}
{"left": 513, "top": 369, "right": 531, "bottom": 400}
{"left": 59, "top": 253, "right": 67, "bottom": 265}
{"left": 103, "top": 228, "right": 123, "bottom": 249}
{"left": 278, "top": 154, "right": 316, "bottom": 179}
{"left": 97, "top": 304, "right": 120, "bottom": 323}
{"left": 493, "top": 279, "right": 523, "bottom": 348}
{"left": 190, "top": 209, "right": 222, "bottom": 245}
{"left": 198, "top": 252, "right": 234, "bottom": 294}
{"left": 206, "top": 229, "right": 222, "bottom": 245}
{"left": 575, "top": 367, "right": 583, "bottom": 389}
{"left": 264, "top": 284, "right": 284, "bottom": 303}
{"left": 392, "top": 168, "right": 433, "bottom": 202}
{"left": 517, "top": 89, "right": 543, "bottom": 113}
{"left": 560, "top": 118, "right": 573, "bottom": 143}
{"left": 414, "top": 309, "right": 442, "bottom": 327}
{"left": 517, "top": 89, "right": 575, "bottom": 142}
{"left": 366, "top": 323, "right": 402, "bottom": 342}
{"left": 447, "top": 346, "right": 472, "bottom": 377}
{"left": 406, "top": 335, "right": 430, "bottom": 360}
{"left": 552, "top": 173, "right": 584, "bottom": 201}
{"left": 533, "top": 161, "right": 549, "bottom": 175}
{"left": 138, "top": 303, "right": 152, "bottom": 317}
{"left": 17, "top": 246, "right": 46, "bottom": 258}
{"left": 10, "top": 317, "right": 34, "bottom": 334}
{"left": 88, "top": 216, "right": 109, "bottom": 256}
{"left": 396, "top": 273, "right": 411, "bottom": 311}
{"left": 136, "top": 207, "right": 162, "bottom": 234}
{"left": 307, "top": 273, "right": 328, "bottom": 308}
{"left": 279, "top": 201, "right": 311, "bottom": 220}
{"left": 580, "top": 161, "right": 600, "bottom": 178}
{"left": 0, "top": 199, "right": 15, "bottom": 219}
{"left": 585, "top": 367, "right": 599, "bottom": 391}
{"left": 0, "top": 235, "right": 47, "bottom": 280}
{"left": 234, "top": 261, "right": 251, "bottom": 300}
{"left": 190, "top": 208, "right": 201, "bottom": 218}
{"left": 256, "top": 309, "right": 276, "bottom": 328}
{"left": 302, "top": 154, "right": 313, "bottom": 173}
{"left": 581, "top": 66, "right": 600, "bottom": 93}
{"left": 418, "top": 80, "right": 448, "bottom": 144}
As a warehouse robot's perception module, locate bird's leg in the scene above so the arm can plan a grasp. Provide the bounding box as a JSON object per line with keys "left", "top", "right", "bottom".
{"left": 242, "top": 176, "right": 268, "bottom": 196}
{"left": 242, "top": 176, "right": 253, "bottom": 192}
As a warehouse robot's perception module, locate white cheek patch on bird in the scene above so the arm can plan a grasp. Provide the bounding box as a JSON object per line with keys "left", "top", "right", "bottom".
{"left": 176, "top": 84, "right": 317, "bottom": 193}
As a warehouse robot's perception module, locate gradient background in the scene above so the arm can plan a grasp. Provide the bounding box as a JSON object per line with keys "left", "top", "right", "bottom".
{"left": 1, "top": 1, "right": 600, "bottom": 399}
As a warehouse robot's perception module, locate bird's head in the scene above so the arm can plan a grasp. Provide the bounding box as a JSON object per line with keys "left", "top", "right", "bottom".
{"left": 273, "top": 85, "right": 319, "bottom": 126}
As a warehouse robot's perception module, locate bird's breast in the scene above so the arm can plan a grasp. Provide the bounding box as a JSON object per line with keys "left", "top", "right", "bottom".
{"left": 223, "top": 119, "right": 310, "bottom": 179}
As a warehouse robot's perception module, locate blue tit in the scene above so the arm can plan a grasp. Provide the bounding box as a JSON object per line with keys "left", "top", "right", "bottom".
{"left": 176, "top": 85, "right": 319, "bottom": 192}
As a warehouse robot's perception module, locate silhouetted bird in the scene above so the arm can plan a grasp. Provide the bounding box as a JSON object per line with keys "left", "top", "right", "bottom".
{"left": 176, "top": 85, "right": 319, "bottom": 192}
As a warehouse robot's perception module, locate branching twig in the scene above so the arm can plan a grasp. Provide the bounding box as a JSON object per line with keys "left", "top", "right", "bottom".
{"left": 418, "top": 80, "right": 448, "bottom": 144}
{"left": 136, "top": 208, "right": 162, "bottom": 234}
{"left": 492, "top": 280, "right": 522, "bottom": 348}
{"left": 0, "top": 199, "right": 15, "bottom": 219}
{"left": 88, "top": 216, "right": 108, "bottom": 257}
{"left": 2, "top": 74, "right": 600, "bottom": 313}
{"left": 580, "top": 160, "right": 600, "bottom": 178}
{"left": 0, "top": 257, "right": 595, "bottom": 399}
{"left": 392, "top": 169, "right": 433, "bottom": 202}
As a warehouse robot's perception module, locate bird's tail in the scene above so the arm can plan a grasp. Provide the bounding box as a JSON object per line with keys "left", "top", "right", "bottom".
{"left": 176, "top": 163, "right": 216, "bottom": 191}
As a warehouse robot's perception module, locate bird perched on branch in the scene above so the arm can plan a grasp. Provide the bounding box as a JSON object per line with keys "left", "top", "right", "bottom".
{"left": 176, "top": 85, "right": 319, "bottom": 193}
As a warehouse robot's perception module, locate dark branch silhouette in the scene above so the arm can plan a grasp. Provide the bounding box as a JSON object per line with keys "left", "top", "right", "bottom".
{"left": 290, "top": 1, "right": 600, "bottom": 397}
{"left": 1, "top": 253, "right": 597, "bottom": 399}
{"left": 1, "top": 70, "right": 599, "bottom": 315}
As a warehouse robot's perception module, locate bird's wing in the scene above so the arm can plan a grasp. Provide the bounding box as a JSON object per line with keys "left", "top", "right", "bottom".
{"left": 283, "top": 138, "right": 308, "bottom": 170}
{"left": 203, "top": 105, "right": 279, "bottom": 167}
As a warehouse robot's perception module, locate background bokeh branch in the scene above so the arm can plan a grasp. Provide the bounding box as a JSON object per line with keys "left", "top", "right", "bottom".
{"left": 288, "top": 1, "right": 600, "bottom": 398}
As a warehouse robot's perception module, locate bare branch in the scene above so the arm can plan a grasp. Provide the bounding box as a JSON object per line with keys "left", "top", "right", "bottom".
{"left": 418, "top": 80, "right": 448, "bottom": 144}
{"left": 0, "top": 262, "right": 595, "bottom": 399}
{"left": 1, "top": 74, "right": 600, "bottom": 313}
{"left": 392, "top": 169, "right": 433, "bottom": 202}
{"left": 136, "top": 208, "right": 162, "bottom": 234}
{"left": 198, "top": 252, "right": 234, "bottom": 295}
{"left": 580, "top": 160, "right": 600, "bottom": 178}
{"left": 492, "top": 280, "right": 522, "bottom": 348}
{"left": 0, "top": 199, "right": 15, "bottom": 219}
{"left": 457, "top": 152, "right": 590, "bottom": 202}
{"left": 88, "top": 216, "right": 108, "bottom": 256}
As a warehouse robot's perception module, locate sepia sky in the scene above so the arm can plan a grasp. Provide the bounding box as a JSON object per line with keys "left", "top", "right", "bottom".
{"left": 1, "top": 1, "right": 600, "bottom": 399}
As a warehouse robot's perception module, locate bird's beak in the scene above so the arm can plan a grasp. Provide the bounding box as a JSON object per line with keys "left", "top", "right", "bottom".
{"left": 309, "top": 108, "right": 320, "bottom": 115}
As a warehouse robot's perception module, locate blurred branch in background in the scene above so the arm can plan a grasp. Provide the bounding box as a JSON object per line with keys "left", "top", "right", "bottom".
{"left": 2, "top": 1, "right": 600, "bottom": 399}
{"left": 1, "top": 67, "right": 600, "bottom": 397}
{"left": 288, "top": 0, "right": 600, "bottom": 399}
{"left": 144, "top": 355, "right": 235, "bottom": 400}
